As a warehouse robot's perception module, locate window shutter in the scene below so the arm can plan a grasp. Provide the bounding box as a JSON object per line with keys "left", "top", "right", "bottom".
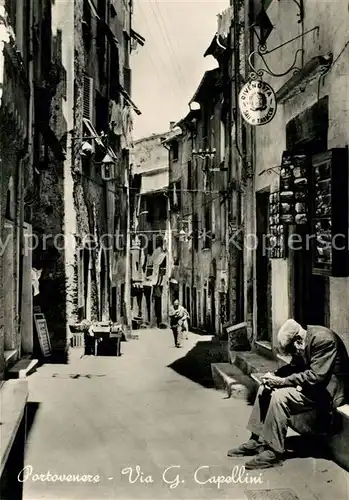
{"left": 83, "top": 76, "right": 94, "bottom": 121}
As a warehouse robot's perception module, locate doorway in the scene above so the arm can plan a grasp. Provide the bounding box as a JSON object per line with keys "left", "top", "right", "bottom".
{"left": 192, "top": 287, "right": 197, "bottom": 327}
{"left": 291, "top": 226, "right": 328, "bottom": 327}
{"left": 256, "top": 190, "right": 272, "bottom": 341}
{"left": 209, "top": 278, "right": 216, "bottom": 334}
{"left": 286, "top": 97, "right": 329, "bottom": 327}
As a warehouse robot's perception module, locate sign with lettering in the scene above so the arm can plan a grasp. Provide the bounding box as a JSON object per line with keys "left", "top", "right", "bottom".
{"left": 238, "top": 80, "right": 277, "bottom": 126}
{"left": 34, "top": 313, "right": 52, "bottom": 357}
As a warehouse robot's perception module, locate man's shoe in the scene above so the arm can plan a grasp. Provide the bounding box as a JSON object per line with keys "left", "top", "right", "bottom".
{"left": 244, "top": 449, "right": 283, "bottom": 470}
{"left": 227, "top": 439, "right": 263, "bottom": 457}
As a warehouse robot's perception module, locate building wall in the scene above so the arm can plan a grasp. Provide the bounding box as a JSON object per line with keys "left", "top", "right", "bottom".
{"left": 131, "top": 133, "right": 171, "bottom": 326}
{"left": 249, "top": 0, "right": 349, "bottom": 348}
{"left": 132, "top": 133, "right": 169, "bottom": 174}
{"left": 0, "top": 1, "right": 32, "bottom": 375}
{"left": 169, "top": 85, "right": 229, "bottom": 335}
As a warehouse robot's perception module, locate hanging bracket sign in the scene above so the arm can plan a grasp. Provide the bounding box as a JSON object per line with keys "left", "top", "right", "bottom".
{"left": 238, "top": 80, "right": 277, "bottom": 126}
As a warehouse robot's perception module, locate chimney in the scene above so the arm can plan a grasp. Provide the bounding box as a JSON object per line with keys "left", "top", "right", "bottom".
{"left": 169, "top": 121, "right": 175, "bottom": 130}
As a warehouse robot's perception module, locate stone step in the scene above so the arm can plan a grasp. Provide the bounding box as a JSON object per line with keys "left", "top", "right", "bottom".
{"left": 234, "top": 350, "right": 282, "bottom": 375}
{"left": 211, "top": 362, "right": 256, "bottom": 400}
{"left": 8, "top": 358, "right": 39, "bottom": 379}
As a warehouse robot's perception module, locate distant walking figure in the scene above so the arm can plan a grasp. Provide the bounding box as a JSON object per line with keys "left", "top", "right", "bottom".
{"left": 169, "top": 299, "right": 189, "bottom": 348}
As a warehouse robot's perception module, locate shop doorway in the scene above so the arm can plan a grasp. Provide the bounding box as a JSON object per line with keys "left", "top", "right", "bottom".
{"left": 286, "top": 97, "right": 329, "bottom": 327}
{"left": 256, "top": 189, "right": 272, "bottom": 341}
{"left": 192, "top": 287, "right": 197, "bottom": 327}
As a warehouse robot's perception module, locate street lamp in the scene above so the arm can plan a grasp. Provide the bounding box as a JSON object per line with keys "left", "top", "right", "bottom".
{"left": 179, "top": 229, "right": 187, "bottom": 242}
{"left": 101, "top": 153, "right": 115, "bottom": 181}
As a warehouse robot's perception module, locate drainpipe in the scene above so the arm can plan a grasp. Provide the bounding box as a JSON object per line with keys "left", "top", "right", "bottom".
{"left": 244, "top": 0, "right": 256, "bottom": 344}
{"left": 124, "top": 157, "right": 132, "bottom": 339}
{"left": 191, "top": 131, "right": 195, "bottom": 329}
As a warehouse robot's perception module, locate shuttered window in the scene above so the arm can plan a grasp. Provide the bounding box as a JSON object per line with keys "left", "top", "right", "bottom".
{"left": 83, "top": 76, "right": 94, "bottom": 121}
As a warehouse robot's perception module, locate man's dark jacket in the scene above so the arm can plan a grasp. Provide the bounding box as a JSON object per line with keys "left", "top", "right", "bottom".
{"left": 276, "top": 325, "right": 349, "bottom": 409}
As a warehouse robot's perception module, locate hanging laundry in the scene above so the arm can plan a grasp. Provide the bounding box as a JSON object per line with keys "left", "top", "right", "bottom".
{"left": 121, "top": 106, "right": 134, "bottom": 150}
{"left": 32, "top": 268, "right": 42, "bottom": 296}
{"left": 217, "top": 7, "right": 233, "bottom": 39}
{"left": 110, "top": 101, "right": 123, "bottom": 135}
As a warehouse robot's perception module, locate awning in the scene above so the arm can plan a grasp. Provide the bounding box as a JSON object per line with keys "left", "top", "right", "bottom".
{"left": 119, "top": 86, "right": 142, "bottom": 115}
{"left": 83, "top": 118, "right": 104, "bottom": 147}
{"left": 36, "top": 121, "right": 66, "bottom": 161}
{"left": 130, "top": 28, "right": 145, "bottom": 46}
{"left": 140, "top": 172, "right": 168, "bottom": 194}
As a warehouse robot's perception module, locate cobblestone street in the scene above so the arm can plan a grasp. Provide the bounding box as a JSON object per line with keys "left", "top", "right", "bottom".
{"left": 23, "top": 329, "right": 349, "bottom": 500}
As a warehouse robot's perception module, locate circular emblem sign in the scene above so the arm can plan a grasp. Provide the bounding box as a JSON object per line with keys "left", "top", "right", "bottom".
{"left": 238, "top": 80, "right": 277, "bottom": 126}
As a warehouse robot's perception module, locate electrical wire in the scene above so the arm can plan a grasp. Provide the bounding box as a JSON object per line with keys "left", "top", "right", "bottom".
{"left": 152, "top": 0, "right": 188, "bottom": 88}
{"left": 136, "top": 1, "right": 182, "bottom": 102}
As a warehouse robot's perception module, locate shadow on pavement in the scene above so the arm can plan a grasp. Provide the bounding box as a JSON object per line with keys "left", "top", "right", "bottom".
{"left": 167, "top": 338, "right": 225, "bottom": 388}
{"left": 26, "top": 402, "right": 40, "bottom": 440}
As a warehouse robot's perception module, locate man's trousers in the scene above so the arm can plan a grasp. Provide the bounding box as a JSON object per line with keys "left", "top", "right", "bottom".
{"left": 247, "top": 385, "right": 317, "bottom": 454}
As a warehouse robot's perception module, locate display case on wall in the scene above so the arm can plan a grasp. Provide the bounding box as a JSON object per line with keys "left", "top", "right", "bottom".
{"left": 311, "top": 148, "right": 349, "bottom": 277}
{"left": 279, "top": 152, "right": 310, "bottom": 225}
{"left": 268, "top": 191, "right": 286, "bottom": 259}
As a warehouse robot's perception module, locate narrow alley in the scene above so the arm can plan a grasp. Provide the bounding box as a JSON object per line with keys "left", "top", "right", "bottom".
{"left": 23, "top": 330, "right": 349, "bottom": 500}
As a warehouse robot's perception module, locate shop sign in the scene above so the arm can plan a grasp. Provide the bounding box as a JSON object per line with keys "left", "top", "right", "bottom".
{"left": 238, "top": 80, "right": 277, "bottom": 126}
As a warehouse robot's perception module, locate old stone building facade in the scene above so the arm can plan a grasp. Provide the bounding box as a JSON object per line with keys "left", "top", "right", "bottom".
{"left": 30, "top": 0, "right": 143, "bottom": 353}
{"left": 0, "top": 0, "right": 144, "bottom": 368}
{"left": 0, "top": 0, "right": 33, "bottom": 377}
{"left": 166, "top": 64, "right": 230, "bottom": 335}
{"left": 240, "top": 0, "right": 349, "bottom": 352}
{"left": 130, "top": 132, "right": 172, "bottom": 327}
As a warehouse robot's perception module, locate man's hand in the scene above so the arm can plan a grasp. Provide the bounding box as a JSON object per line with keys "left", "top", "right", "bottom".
{"left": 261, "top": 372, "right": 289, "bottom": 389}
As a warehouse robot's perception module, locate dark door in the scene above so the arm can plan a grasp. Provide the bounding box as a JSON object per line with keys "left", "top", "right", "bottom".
{"left": 192, "top": 287, "right": 197, "bottom": 327}
{"left": 186, "top": 287, "right": 191, "bottom": 315}
{"left": 256, "top": 190, "right": 272, "bottom": 341}
{"left": 292, "top": 226, "right": 327, "bottom": 327}
{"left": 209, "top": 280, "right": 216, "bottom": 333}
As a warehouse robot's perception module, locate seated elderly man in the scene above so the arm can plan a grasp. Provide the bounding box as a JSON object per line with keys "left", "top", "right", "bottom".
{"left": 227, "top": 319, "right": 349, "bottom": 469}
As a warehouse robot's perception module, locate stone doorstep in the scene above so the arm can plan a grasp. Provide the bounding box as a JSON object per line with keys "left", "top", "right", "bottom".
{"left": 8, "top": 358, "right": 39, "bottom": 379}
{"left": 211, "top": 362, "right": 256, "bottom": 400}
{"left": 234, "top": 350, "right": 282, "bottom": 375}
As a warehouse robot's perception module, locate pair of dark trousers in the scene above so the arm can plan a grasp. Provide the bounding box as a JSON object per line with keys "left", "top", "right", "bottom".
{"left": 171, "top": 325, "right": 182, "bottom": 345}
{"left": 247, "top": 385, "right": 317, "bottom": 454}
